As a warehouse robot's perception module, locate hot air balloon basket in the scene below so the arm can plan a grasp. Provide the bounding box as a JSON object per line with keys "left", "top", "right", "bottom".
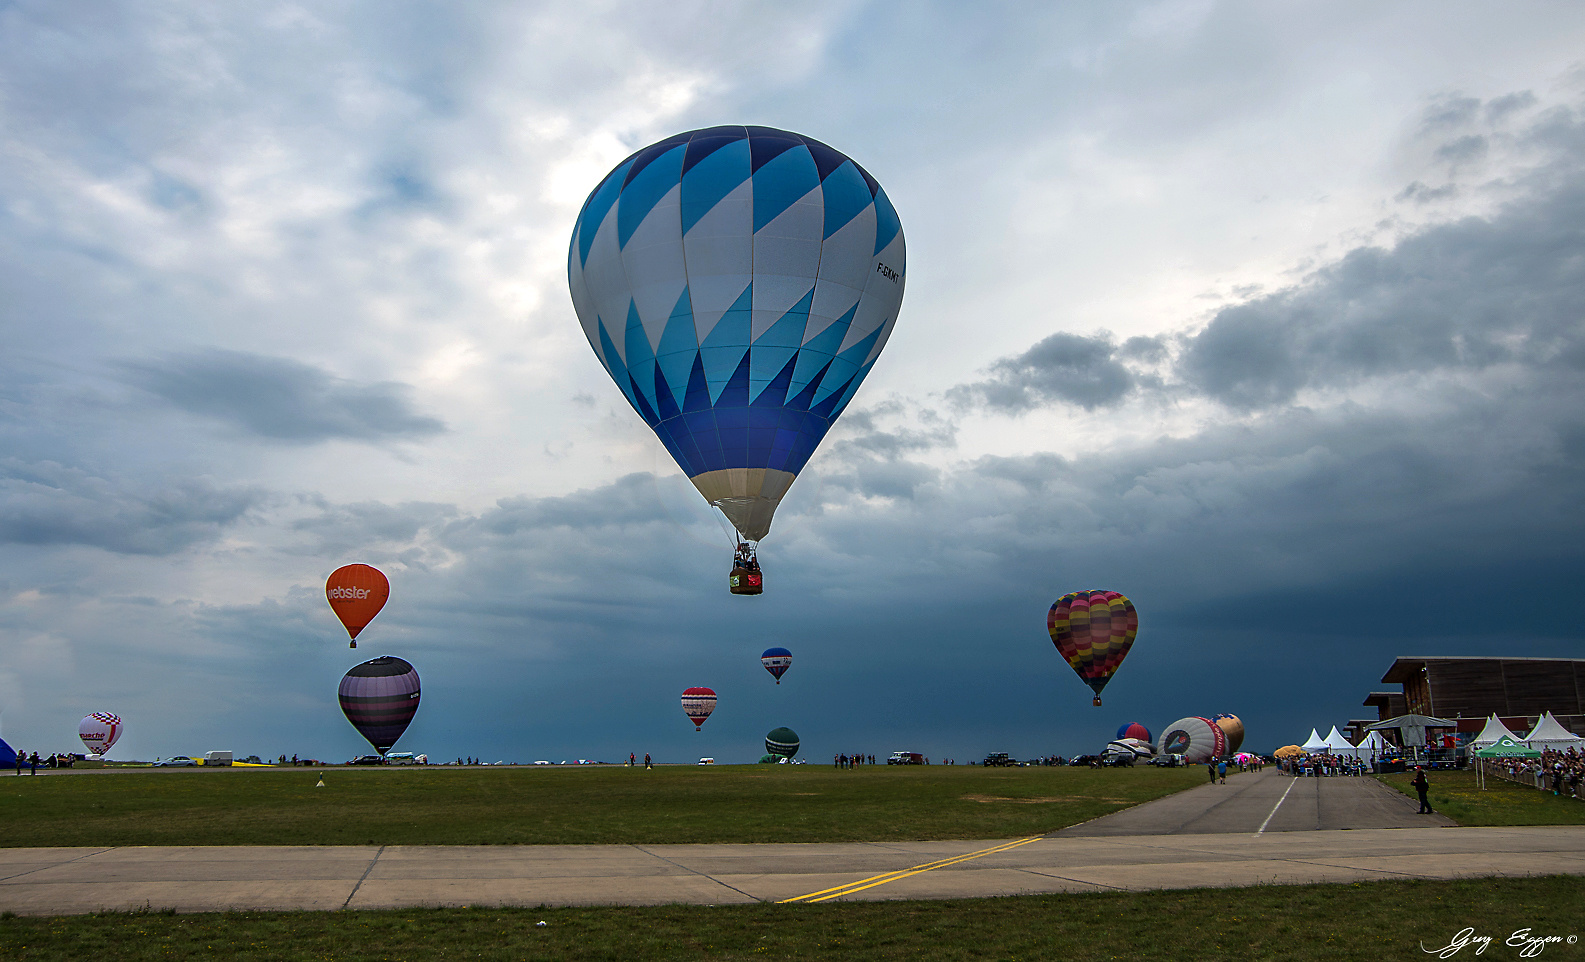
{"left": 729, "top": 567, "right": 764, "bottom": 595}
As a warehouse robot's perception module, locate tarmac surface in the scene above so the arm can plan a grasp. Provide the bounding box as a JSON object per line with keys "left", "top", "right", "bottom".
{"left": 2, "top": 771, "right": 1581, "bottom": 915}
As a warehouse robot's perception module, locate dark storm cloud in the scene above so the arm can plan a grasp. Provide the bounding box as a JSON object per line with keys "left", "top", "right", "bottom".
{"left": 1177, "top": 166, "right": 1585, "bottom": 408}
{"left": 0, "top": 458, "right": 262, "bottom": 554}
{"left": 122, "top": 350, "right": 445, "bottom": 442}
{"left": 950, "top": 331, "right": 1136, "bottom": 412}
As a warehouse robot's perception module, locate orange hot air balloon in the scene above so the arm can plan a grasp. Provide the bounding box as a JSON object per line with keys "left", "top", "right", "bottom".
{"left": 325, "top": 564, "right": 389, "bottom": 648}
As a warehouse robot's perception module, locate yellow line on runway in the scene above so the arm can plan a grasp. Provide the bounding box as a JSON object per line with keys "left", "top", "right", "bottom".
{"left": 778, "top": 836, "right": 1044, "bottom": 903}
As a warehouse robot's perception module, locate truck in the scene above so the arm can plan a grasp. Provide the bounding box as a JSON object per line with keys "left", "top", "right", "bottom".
{"left": 202, "top": 751, "right": 233, "bottom": 767}
{"left": 886, "top": 751, "right": 924, "bottom": 765}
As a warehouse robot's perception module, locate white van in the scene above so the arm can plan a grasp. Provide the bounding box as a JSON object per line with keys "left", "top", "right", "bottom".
{"left": 203, "top": 751, "right": 233, "bottom": 766}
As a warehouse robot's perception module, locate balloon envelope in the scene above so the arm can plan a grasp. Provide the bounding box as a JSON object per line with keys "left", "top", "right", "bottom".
{"left": 765, "top": 727, "right": 800, "bottom": 757}
{"left": 339, "top": 656, "right": 420, "bottom": 753}
{"left": 1116, "top": 722, "right": 1153, "bottom": 743}
{"left": 1158, "top": 717, "right": 1227, "bottom": 764}
{"left": 1047, "top": 590, "right": 1138, "bottom": 701}
{"left": 326, "top": 564, "right": 390, "bottom": 643}
{"left": 682, "top": 687, "right": 717, "bottom": 730}
{"left": 760, "top": 647, "right": 792, "bottom": 683}
{"left": 78, "top": 712, "right": 123, "bottom": 757}
{"left": 1212, "top": 714, "right": 1246, "bottom": 754}
{"left": 568, "top": 126, "right": 906, "bottom": 543}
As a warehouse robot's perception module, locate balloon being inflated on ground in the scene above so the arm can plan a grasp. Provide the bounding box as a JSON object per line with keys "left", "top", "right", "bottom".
{"left": 765, "top": 727, "right": 800, "bottom": 758}
{"left": 1158, "top": 717, "right": 1228, "bottom": 764}
{"left": 568, "top": 126, "right": 906, "bottom": 593}
{"left": 1212, "top": 714, "right": 1245, "bottom": 754}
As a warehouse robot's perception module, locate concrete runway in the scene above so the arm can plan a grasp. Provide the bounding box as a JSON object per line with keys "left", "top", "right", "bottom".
{"left": 2, "top": 771, "right": 1580, "bottom": 915}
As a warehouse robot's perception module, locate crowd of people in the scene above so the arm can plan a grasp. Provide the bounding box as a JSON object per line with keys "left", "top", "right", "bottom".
{"left": 1485, "top": 747, "right": 1584, "bottom": 799}
{"left": 1279, "top": 754, "right": 1371, "bottom": 777}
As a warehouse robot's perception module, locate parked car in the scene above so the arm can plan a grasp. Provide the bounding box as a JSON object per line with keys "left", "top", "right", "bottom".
{"left": 350, "top": 755, "right": 384, "bottom": 765}
{"left": 1068, "top": 754, "right": 1101, "bottom": 767}
{"left": 887, "top": 751, "right": 924, "bottom": 765}
{"left": 1148, "top": 754, "right": 1182, "bottom": 767}
{"left": 983, "top": 752, "right": 1017, "bottom": 767}
{"left": 154, "top": 756, "right": 197, "bottom": 767}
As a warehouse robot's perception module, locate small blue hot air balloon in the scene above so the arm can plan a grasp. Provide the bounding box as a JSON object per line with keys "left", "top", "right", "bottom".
{"left": 760, "top": 646, "right": 792, "bottom": 684}
{"left": 568, "top": 126, "right": 905, "bottom": 592}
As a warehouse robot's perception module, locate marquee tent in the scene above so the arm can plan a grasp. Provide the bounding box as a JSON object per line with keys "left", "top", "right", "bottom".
{"left": 1471, "top": 714, "right": 1523, "bottom": 750}
{"left": 1355, "top": 730, "right": 1390, "bottom": 756}
{"left": 1473, "top": 735, "right": 1542, "bottom": 790}
{"left": 1301, "top": 729, "right": 1327, "bottom": 752}
{"left": 1522, "top": 712, "right": 1585, "bottom": 751}
{"left": 1322, "top": 726, "right": 1357, "bottom": 756}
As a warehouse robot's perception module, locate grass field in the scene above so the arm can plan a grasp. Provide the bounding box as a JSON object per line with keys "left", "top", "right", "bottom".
{"left": 1376, "top": 770, "right": 1585, "bottom": 826}
{"left": 0, "top": 764, "right": 1206, "bottom": 847}
{"left": 1, "top": 875, "right": 1580, "bottom": 961}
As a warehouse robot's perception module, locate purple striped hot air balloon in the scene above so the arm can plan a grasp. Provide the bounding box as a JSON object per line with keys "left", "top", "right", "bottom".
{"left": 338, "top": 656, "right": 420, "bottom": 754}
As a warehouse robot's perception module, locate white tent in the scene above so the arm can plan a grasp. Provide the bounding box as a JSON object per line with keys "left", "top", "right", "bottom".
{"left": 1522, "top": 712, "right": 1585, "bottom": 751}
{"left": 1355, "top": 730, "right": 1390, "bottom": 755}
{"left": 1323, "top": 726, "right": 1357, "bottom": 756}
{"left": 1471, "top": 714, "right": 1522, "bottom": 750}
{"left": 1301, "top": 728, "right": 1328, "bottom": 753}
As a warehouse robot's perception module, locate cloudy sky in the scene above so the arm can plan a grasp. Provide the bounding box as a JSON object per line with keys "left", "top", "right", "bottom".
{"left": 3, "top": 2, "right": 1584, "bottom": 764}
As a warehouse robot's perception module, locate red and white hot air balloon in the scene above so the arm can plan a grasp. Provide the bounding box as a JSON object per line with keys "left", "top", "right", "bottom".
{"left": 681, "top": 687, "right": 717, "bottom": 731}
{"left": 78, "top": 712, "right": 123, "bottom": 757}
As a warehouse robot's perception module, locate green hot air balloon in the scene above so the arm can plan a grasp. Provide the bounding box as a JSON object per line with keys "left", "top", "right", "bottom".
{"left": 765, "top": 727, "right": 800, "bottom": 758}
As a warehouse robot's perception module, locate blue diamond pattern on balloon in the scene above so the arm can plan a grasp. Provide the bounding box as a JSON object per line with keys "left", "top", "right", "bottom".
{"left": 570, "top": 126, "right": 905, "bottom": 537}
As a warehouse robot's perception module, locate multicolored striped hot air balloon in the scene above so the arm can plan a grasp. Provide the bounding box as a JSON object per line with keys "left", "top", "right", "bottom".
{"left": 568, "top": 126, "right": 905, "bottom": 591}
{"left": 1047, "top": 589, "right": 1138, "bottom": 706}
{"left": 681, "top": 687, "right": 717, "bottom": 731}
{"left": 338, "top": 656, "right": 420, "bottom": 754}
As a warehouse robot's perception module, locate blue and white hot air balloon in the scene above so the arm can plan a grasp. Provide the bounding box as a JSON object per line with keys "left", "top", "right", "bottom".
{"left": 568, "top": 126, "right": 905, "bottom": 591}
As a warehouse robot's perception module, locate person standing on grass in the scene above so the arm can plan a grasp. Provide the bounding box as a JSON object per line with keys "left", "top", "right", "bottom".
{"left": 30, "top": 752, "right": 40, "bottom": 774}
{"left": 1412, "top": 767, "right": 1433, "bottom": 814}
{"left": 644, "top": 753, "right": 651, "bottom": 770}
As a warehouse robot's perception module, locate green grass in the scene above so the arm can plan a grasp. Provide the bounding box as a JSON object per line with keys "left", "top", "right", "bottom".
{"left": 2, "top": 876, "right": 1581, "bottom": 961}
{"left": 0, "top": 765, "right": 1205, "bottom": 847}
{"left": 1377, "top": 771, "right": 1585, "bottom": 826}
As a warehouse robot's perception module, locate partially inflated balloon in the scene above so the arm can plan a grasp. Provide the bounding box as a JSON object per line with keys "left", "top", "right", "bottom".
{"left": 78, "top": 712, "right": 123, "bottom": 757}
{"left": 760, "top": 647, "right": 792, "bottom": 684}
{"left": 339, "top": 656, "right": 420, "bottom": 754}
{"left": 1158, "top": 717, "right": 1227, "bottom": 763}
{"left": 569, "top": 126, "right": 905, "bottom": 548}
{"left": 326, "top": 564, "right": 389, "bottom": 648}
{"left": 765, "top": 727, "right": 799, "bottom": 757}
{"left": 682, "top": 687, "right": 717, "bottom": 731}
{"left": 1047, "top": 590, "right": 1138, "bottom": 706}
{"left": 1116, "top": 722, "right": 1152, "bottom": 743}
{"left": 1212, "top": 714, "right": 1245, "bottom": 754}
